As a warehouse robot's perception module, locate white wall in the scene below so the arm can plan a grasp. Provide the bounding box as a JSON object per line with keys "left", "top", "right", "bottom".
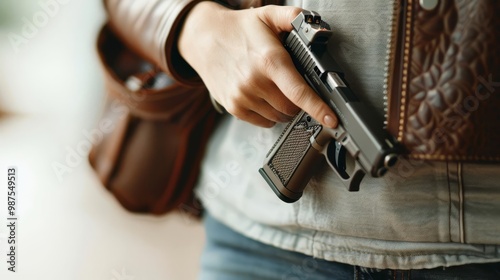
{"left": 0, "top": 0, "right": 104, "bottom": 119}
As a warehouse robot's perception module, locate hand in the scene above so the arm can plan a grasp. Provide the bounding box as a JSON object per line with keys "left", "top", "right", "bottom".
{"left": 178, "top": 2, "right": 338, "bottom": 128}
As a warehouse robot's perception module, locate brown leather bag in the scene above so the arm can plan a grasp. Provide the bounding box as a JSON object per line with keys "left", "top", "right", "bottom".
{"left": 385, "top": 0, "right": 500, "bottom": 161}
{"left": 89, "top": 25, "right": 218, "bottom": 216}
{"left": 91, "top": 0, "right": 283, "bottom": 216}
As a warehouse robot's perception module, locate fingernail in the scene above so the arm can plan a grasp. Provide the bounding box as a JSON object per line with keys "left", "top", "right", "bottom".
{"left": 323, "top": 115, "right": 337, "bottom": 128}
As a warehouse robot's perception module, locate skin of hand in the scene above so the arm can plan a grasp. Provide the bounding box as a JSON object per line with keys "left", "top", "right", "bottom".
{"left": 178, "top": 2, "right": 338, "bottom": 128}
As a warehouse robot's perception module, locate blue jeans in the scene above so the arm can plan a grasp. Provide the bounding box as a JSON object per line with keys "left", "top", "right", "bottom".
{"left": 199, "top": 214, "right": 500, "bottom": 280}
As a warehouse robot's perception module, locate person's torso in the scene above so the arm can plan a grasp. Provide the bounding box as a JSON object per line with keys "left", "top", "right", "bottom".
{"left": 195, "top": 0, "right": 500, "bottom": 269}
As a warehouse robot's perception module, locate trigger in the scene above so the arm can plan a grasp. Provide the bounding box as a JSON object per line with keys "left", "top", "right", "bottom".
{"left": 327, "top": 141, "right": 349, "bottom": 179}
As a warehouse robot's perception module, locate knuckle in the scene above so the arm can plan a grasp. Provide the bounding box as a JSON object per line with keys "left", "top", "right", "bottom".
{"left": 287, "top": 83, "right": 310, "bottom": 104}
{"left": 282, "top": 104, "right": 301, "bottom": 116}
{"left": 261, "top": 5, "right": 302, "bottom": 26}
{"left": 258, "top": 47, "right": 288, "bottom": 73}
{"left": 226, "top": 102, "right": 249, "bottom": 119}
{"left": 232, "top": 91, "right": 250, "bottom": 106}
{"left": 272, "top": 97, "right": 298, "bottom": 117}
{"left": 239, "top": 73, "right": 260, "bottom": 92}
{"left": 225, "top": 103, "right": 238, "bottom": 116}
{"left": 285, "top": 7, "right": 303, "bottom": 21}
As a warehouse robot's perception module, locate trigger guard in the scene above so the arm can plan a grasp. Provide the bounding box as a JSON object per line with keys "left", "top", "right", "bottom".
{"left": 347, "top": 168, "right": 364, "bottom": 192}
{"left": 325, "top": 141, "right": 365, "bottom": 191}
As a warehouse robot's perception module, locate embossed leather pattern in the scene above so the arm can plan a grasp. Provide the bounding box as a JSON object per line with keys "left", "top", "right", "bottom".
{"left": 387, "top": 0, "right": 500, "bottom": 161}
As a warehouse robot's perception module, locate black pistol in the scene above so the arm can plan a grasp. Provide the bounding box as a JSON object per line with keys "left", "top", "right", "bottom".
{"left": 259, "top": 11, "right": 400, "bottom": 203}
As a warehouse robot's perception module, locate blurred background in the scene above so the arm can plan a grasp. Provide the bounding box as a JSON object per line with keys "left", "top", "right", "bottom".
{"left": 0, "top": 1, "right": 204, "bottom": 279}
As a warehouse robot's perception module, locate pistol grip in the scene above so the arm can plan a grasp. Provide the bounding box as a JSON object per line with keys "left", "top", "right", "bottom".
{"left": 259, "top": 111, "right": 323, "bottom": 203}
{"left": 259, "top": 168, "right": 302, "bottom": 203}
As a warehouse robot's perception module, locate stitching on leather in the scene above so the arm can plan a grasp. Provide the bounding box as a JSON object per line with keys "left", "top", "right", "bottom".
{"left": 397, "top": 0, "right": 413, "bottom": 142}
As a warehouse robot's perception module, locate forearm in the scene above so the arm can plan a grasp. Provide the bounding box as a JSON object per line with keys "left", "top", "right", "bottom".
{"left": 102, "top": 0, "right": 203, "bottom": 86}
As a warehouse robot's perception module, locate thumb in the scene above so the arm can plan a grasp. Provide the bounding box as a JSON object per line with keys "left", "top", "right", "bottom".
{"left": 256, "top": 5, "right": 303, "bottom": 35}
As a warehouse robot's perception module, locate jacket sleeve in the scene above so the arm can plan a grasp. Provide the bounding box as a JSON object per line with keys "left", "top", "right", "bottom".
{"left": 102, "top": 0, "right": 282, "bottom": 86}
{"left": 102, "top": 0, "right": 204, "bottom": 86}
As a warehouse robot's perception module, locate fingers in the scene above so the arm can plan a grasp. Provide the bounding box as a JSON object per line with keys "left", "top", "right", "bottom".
{"left": 222, "top": 89, "right": 293, "bottom": 127}
{"left": 255, "top": 98, "right": 295, "bottom": 123}
{"left": 254, "top": 79, "right": 300, "bottom": 118}
{"left": 256, "top": 6, "right": 338, "bottom": 128}
{"left": 279, "top": 67, "right": 338, "bottom": 128}
{"left": 181, "top": 3, "right": 338, "bottom": 128}
{"left": 240, "top": 110, "right": 277, "bottom": 128}
{"left": 257, "top": 46, "right": 338, "bottom": 128}
{"left": 226, "top": 105, "right": 276, "bottom": 128}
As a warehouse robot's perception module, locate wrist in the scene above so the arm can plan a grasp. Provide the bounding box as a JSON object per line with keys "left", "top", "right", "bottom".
{"left": 178, "top": 1, "right": 227, "bottom": 69}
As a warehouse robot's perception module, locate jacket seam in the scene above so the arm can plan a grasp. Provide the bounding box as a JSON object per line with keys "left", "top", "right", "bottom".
{"left": 458, "top": 162, "right": 465, "bottom": 243}
{"left": 447, "top": 161, "right": 452, "bottom": 242}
